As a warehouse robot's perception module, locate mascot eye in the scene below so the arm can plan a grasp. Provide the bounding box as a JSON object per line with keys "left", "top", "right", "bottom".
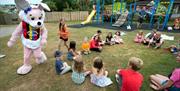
{"left": 31, "top": 17, "right": 35, "bottom": 20}
{"left": 39, "top": 17, "right": 42, "bottom": 20}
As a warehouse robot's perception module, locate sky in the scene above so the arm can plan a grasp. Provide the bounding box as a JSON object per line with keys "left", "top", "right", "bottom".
{"left": 0, "top": 0, "right": 43, "bottom": 5}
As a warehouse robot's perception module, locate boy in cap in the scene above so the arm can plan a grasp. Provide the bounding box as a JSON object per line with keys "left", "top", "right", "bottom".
{"left": 116, "top": 57, "right": 144, "bottom": 91}
{"left": 54, "top": 50, "right": 71, "bottom": 75}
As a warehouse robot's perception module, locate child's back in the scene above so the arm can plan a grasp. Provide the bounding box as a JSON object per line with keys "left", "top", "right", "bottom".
{"left": 71, "top": 58, "right": 90, "bottom": 84}
{"left": 72, "top": 70, "right": 86, "bottom": 84}
{"left": 81, "top": 37, "right": 90, "bottom": 54}
{"left": 118, "top": 69, "right": 143, "bottom": 91}
{"left": 90, "top": 57, "right": 112, "bottom": 87}
{"left": 67, "top": 48, "right": 75, "bottom": 60}
{"left": 116, "top": 57, "right": 143, "bottom": 91}
{"left": 82, "top": 42, "right": 90, "bottom": 51}
{"left": 67, "top": 41, "right": 77, "bottom": 60}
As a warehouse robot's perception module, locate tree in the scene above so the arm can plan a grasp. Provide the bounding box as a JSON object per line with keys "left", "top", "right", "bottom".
{"left": 43, "top": 0, "right": 94, "bottom": 11}
{"left": 45, "top": 0, "right": 57, "bottom": 11}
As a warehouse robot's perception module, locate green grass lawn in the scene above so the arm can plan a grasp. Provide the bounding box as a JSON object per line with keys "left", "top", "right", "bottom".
{"left": 0, "top": 22, "right": 180, "bottom": 91}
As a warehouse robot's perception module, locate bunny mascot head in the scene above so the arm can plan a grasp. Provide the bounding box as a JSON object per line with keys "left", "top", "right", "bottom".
{"left": 7, "top": 0, "right": 50, "bottom": 75}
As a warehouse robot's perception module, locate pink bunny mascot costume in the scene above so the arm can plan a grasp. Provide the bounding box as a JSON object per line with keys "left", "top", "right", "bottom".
{"left": 7, "top": 0, "right": 50, "bottom": 75}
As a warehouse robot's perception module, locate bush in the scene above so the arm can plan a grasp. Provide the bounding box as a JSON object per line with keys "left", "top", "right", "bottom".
{"left": 44, "top": 1, "right": 57, "bottom": 11}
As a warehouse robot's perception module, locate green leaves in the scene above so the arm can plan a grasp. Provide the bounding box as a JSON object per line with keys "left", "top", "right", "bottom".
{"left": 45, "top": 0, "right": 57, "bottom": 11}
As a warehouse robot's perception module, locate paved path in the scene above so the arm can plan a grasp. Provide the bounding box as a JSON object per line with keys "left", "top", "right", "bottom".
{"left": 0, "top": 25, "right": 17, "bottom": 38}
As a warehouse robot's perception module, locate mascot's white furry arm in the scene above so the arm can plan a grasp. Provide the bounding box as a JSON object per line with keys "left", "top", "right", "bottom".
{"left": 7, "top": 0, "right": 50, "bottom": 75}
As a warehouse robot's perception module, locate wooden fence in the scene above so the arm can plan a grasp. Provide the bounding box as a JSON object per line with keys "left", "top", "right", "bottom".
{"left": 45, "top": 11, "right": 88, "bottom": 22}
{"left": 0, "top": 11, "right": 89, "bottom": 25}
{"left": 0, "top": 13, "right": 19, "bottom": 25}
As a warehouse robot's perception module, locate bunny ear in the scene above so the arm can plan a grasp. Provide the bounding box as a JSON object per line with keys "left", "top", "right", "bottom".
{"left": 15, "top": 0, "right": 30, "bottom": 10}
{"left": 39, "top": 3, "right": 51, "bottom": 11}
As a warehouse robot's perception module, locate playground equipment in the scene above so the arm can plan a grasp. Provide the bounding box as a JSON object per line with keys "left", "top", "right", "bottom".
{"left": 111, "top": 0, "right": 137, "bottom": 28}
{"left": 112, "top": 10, "right": 128, "bottom": 27}
{"left": 149, "top": 0, "right": 175, "bottom": 30}
{"left": 126, "top": 2, "right": 137, "bottom": 29}
{"left": 104, "top": 2, "right": 126, "bottom": 23}
{"left": 81, "top": 10, "right": 96, "bottom": 25}
{"left": 162, "top": 0, "right": 174, "bottom": 30}
{"left": 81, "top": 0, "right": 129, "bottom": 26}
{"left": 112, "top": 0, "right": 175, "bottom": 30}
{"left": 81, "top": 0, "right": 105, "bottom": 25}
{"left": 95, "top": 0, "right": 127, "bottom": 24}
{"left": 80, "top": 0, "right": 175, "bottom": 31}
{"left": 112, "top": 2, "right": 126, "bottom": 14}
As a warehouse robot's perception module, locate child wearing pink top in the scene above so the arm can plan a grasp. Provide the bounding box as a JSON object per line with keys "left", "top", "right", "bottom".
{"left": 169, "top": 69, "right": 180, "bottom": 89}
{"left": 150, "top": 68, "right": 180, "bottom": 91}
{"left": 134, "top": 31, "right": 144, "bottom": 43}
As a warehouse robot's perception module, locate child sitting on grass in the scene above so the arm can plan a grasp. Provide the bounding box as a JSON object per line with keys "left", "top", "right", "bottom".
{"left": 134, "top": 31, "right": 144, "bottom": 43}
{"left": 71, "top": 56, "right": 91, "bottom": 84}
{"left": 105, "top": 32, "right": 114, "bottom": 45}
{"left": 67, "top": 41, "right": 80, "bottom": 60}
{"left": 165, "top": 40, "right": 180, "bottom": 54}
{"left": 173, "top": 18, "right": 180, "bottom": 30}
{"left": 58, "top": 18, "right": 69, "bottom": 50}
{"left": 113, "top": 31, "right": 124, "bottom": 44}
{"left": 90, "top": 57, "right": 113, "bottom": 87}
{"left": 143, "top": 30, "right": 157, "bottom": 45}
{"left": 116, "top": 57, "right": 144, "bottom": 91}
{"left": 148, "top": 32, "right": 164, "bottom": 49}
{"left": 150, "top": 68, "right": 180, "bottom": 91}
{"left": 170, "top": 45, "right": 179, "bottom": 54}
{"left": 92, "top": 30, "right": 105, "bottom": 45}
{"left": 54, "top": 50, "right": 71, "bottom": 75}
{"left": 90, "top": 35, "right": 103, "bottom": 52}
{"left": 81, "top": 37, "right": 91, "bottom": 55}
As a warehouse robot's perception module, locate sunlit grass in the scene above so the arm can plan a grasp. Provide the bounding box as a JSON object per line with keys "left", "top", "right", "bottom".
{"left": 0, "top": 22, "right": 179, "bottom": 91}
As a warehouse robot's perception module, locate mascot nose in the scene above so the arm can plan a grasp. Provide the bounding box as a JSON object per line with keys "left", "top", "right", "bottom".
{"left": 37, "top": 22, "right": 41, "bottom": 26}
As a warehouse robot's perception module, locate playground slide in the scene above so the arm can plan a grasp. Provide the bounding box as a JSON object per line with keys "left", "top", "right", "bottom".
{"left": 81, "top": 10, "right": 96, "bottom": 25}
{"left": 112, "top": 11, "right": 129, "bottom": 27}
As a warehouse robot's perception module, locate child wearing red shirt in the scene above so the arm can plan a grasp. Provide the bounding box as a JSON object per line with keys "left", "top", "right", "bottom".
{"left": 116, "top": 57, "right": 144, "bottom": 91}
{"left": 90, "top": 35, "right": 102, "bottom": 52}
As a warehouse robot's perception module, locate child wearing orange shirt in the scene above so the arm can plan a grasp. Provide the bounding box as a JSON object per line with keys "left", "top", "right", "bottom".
{"left": 58, "top": 18, "right": 69, "bottom": 50}
{"left": 81, "top": 37, "right": 91, "bottom": 55}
